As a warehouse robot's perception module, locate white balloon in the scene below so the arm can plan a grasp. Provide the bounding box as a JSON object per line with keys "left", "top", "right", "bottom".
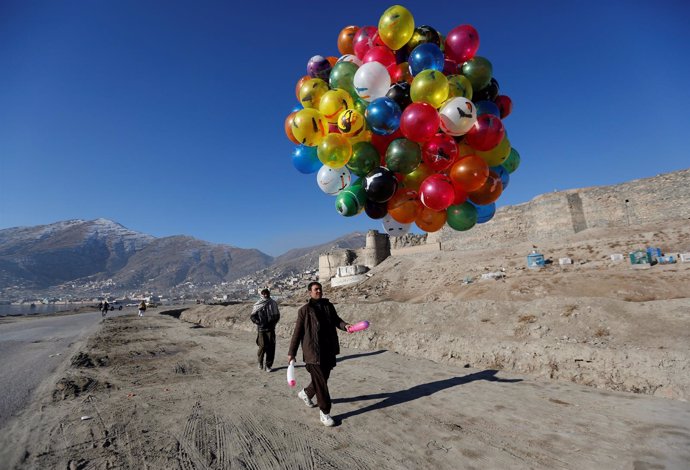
{"left": 382, "top": 214, "right": 411, "bottom": 237}
{"left": 439, "top": 97, "right": 477, "bottom": 136}
{"left": 353, "top": 62, "right": 391, "bottom": 102}
{"left": 317, "top": 165, "right": 351, "bottom": 195}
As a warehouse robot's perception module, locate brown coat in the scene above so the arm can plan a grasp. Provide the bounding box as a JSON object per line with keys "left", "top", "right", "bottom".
{"left": 288, "top": 298, "right": 347, "bottom": 366}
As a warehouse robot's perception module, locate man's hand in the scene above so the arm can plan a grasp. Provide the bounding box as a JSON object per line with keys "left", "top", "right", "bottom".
{"left": 287, "top": 355, "right": 294, "bottom": 364}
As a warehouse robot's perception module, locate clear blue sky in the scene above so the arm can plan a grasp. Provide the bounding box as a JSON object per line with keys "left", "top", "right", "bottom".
{"left": 1, "top": 1, "right": 688, "bottom": 256}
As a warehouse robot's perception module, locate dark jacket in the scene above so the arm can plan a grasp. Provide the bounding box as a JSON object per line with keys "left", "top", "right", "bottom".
{"left": 288, "top": 298, "right": 347, "bottom": 366}
{"left": 250, "top": 298, "right": 280, "bottom": 332}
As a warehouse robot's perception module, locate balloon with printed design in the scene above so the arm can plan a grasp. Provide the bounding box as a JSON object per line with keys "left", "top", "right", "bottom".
{"left": 292, "top": 145, "right": 321, "bottom": 174}
{"left": 319, "top": 89, "right": 354, "bottom": 125}
{"left": 347, "top": 141, "right": 380, "bottom": 177}
{"left": 408, "top": 43, "right": 445, "bottom": 76}
{"left": 354, "top": 61, "right": 391, "bottom": 102}
{"left": 299, "top": 78, "right": 330, "bottom": 109}
{"left": 444, "top": 25, "right": 479, "bottom": 64}
{"left": 419, "top": 174, "right": 455, "bottom": 211}
{"left": 461, "top": 56, "right": 493, "bottom": 91}
{"left": 465, "top": 114, "right": 505, "bottom": 151}
{"left": 439, "top": 97, "right": 477, "bottom": 136}
{"left": 378, "top": 5, "right": 415, "bottom": 51}
{"left": 422, "top": 133, "right": 457, "bottom": 172}
{"left": 410, "top": 70, "right": 448, "bottom": 108}
{"left": 385, "top": 138, "right": 421, "bottom": 174}
{"left": 318, "top": 133, "right": 352, "bottom": 168}
{"left": 400, "top": 102, "right": 440, "bottom": 143}
{"left": 338, "top": 25, "right": 359, "bottom": 55}
{"left": 365, "top": 97, "right": 401, "bottom": 135}
{"left": 317, "top": 165, "right": 352, "bottom": 195}
{"left": 291, "top": 108, "right": 328, "bottom": 146}
{"left": 364, "top": 167, "right": 398, "bottom": 203}
{"left": 387, "top": 187, "right": 422, "bottom": 224}
{"left": 468, "top": 170, "right": 502, "bottom": 205}
{"left": 415, "top": 206, "right": 447, "bottom": 232}
{"left": 382, "top": 214, "right": 411, "bottom": 237}
{"left": 335, "top": 179, "right": 367, "bottom": 216}
{"left": 353, "top": 26, "right": 378, "bottom": 59}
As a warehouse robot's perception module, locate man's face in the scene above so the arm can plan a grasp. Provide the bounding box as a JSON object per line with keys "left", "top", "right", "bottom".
{"left": 309, "top": 284, "right": 323, "bottom": 300}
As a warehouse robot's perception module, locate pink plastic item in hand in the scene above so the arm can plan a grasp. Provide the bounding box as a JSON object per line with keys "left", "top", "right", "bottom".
{"left": 287, "top": 360, "right": 296, "bottom": 387}
{"left": 347, "top": 320, "right": 370, "bottom": 333}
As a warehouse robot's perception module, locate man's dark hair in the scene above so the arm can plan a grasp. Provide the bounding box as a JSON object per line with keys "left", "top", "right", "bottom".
{"left": 260, "top": 289, "right": 270, "bottom": 296}
{"left": 307, "top": 281, "right": 322, "bottom": 291}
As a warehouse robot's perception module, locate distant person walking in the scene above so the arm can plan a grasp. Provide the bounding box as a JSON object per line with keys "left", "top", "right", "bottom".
{"left": 250, "top": 289, "right": 281, "bottom": 372}
{"left": 101, "top": 301, "right": 109, "bottom": 317}
{"left": 288, "top": 282, "right": 350, "bottom": 427}
{"left": 138, "top": 300, "right": 147, "bottom": 317}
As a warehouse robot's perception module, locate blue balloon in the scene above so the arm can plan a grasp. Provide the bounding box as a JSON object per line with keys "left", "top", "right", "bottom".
{"left": 292, "top": 145, "right": 321, "bottom": 174}
{"left": 471, "top": 201, "right": 496, "bottom": 224}
{"left": 490, "top": 165, "right": 510, "bottom": 189}
{"left": 408, "top": 43, "right": 445, "bottom": 76}
{"left": 475, "top": 100, "right": 501, "bottom": 117}
{"left": 365, "top": 97, "right": 401, "bottom": 135}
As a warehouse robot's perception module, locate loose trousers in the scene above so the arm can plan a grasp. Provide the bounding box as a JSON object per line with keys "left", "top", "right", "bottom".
{"left": 256, "top": 331, "right": 276, "bottom": 368}
{"left": 305, "top": 363, "right": 334, "bottom": 414}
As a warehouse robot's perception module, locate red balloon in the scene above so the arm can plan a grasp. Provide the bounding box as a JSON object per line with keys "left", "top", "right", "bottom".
{"left": 468, "top": 170, "right": 503, "bottom": 205}
{"left": 353, "top": 26, "right": 378, "bottom": 59}
{"left": 451, "top": 180, "right": 468, "bottom": 205}
{"left": 422, "top": 133, "right": 458, "bottom": 172}
{"left": 494, "top": 95, "right": 513, "bottom": 119}
{"left": 419, "top": 174, "right": 455, "bottom": 211}
{"left": 387, "top": 62, "right": 413, "bottom": 84}
{"left": 443, "top": 58, "right": 459, "bottom": 75}
{"left": 363, "top": 46, "right": 396, "bottom": 68}
{"left": 465, "top": 114, "right": 505, "bottom": 151}
{"left": 371, "top": 129, "right": 402, "bottom": 162}
{"left": 444, "top": 25, "right": 480, "bottom": 64}
{"left": 400, "top": 102, "right": 440, "bottom": 143}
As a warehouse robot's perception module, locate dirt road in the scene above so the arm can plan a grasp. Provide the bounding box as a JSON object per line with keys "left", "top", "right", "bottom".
{"left": 2, "top": 312, "right": 689, "bottom": 469}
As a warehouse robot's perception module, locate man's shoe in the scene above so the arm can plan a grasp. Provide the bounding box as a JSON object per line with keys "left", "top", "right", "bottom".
{"left": 258, "top": 363, "right": 263, "bottom": 370}
{"left": 265, "top": 366, "right": 273, "bottom": 372}
{"left": 298, "top": 389, "right": 316, "bottom": 408}
{"left": 319, "top": 410, "right": 335, "bottom": 427}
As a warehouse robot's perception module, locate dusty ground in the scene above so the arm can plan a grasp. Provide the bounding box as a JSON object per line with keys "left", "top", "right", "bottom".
{"left": 1, "top": 312, "right": 689, "bottom": 470}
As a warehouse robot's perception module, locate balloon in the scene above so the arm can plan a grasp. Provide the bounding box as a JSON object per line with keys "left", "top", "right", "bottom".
{"left": 284, "top": 111, "right": 299, "bottom": 144}
{"left": 347, "top": 141, "right": 380, "bottom": 176}
{"left": 461, "top": 56, "right": 492, "bottom": 91}
{"left": 446, "top": 75, "right": 473, "bottom": 100}
{"left": 405, "top": 25, "right": 441, "bottom": 55}
{"left": 387, "top": 188, "right": 422, "bottom": 223}
{"left": 446, "top": 202, "right": 478, "bottom": 231}
{"left": 364, "top": 167, "right": 398, "bottom": 203}
{"left": 439, "top": 97, "right": 477, "bottom": 136}
{"left": 501, "top": 147, "right": 521, "bottom": 173}
{"left": 490, "top": 165, "right": 510, "bottom": 190}
{"left": 495, "top": 95, "right": 513, "bottom": 119}
{"left": 401, "top": 162, "right": 433, "bottom": 190}
{"left": 336, "top": 179, "right": 367, "bottom": 216}
{"left": 422, "top": 133, "right": 458, "bottom": 171}
{"left": 317, "top": 133, "right": 352, "bottom": 168}
{"left": 353, "top": 61, "right": 391, "bottom": 102}
{"left": 353, "top": 26, "right": 378, "bottom": 59}
{"left": 295, "top": 75, "right": 310, "bottom": 101}
{"left": 365, "top": 97, "right": 401, "bottom": 135}
{"left": 385, "top": 138, "right": 422, "bottom": 174}
{"left": 378, "top": 5, "right": 415, "bottom": 51}
{"left": 443, "top": 58, "right": 459, "bottom": 75}
{"left": 451, "top": 180, "right": 468, "bottom": 205}
{"left": 468, "top": 170, "right": 502, "bottom": 205}
{"left": 349, "top": 129, "right": 373, "bottom": 145}
{"left": 307, "top": 55, "right": 332, "bottom": 81}
{"left": 317, "top": 165, "right": 352, "bottom": 195}
{"left": 371, "top": 129, "right": 402, "bottom": 158}
{"left": 347, "top": 320, "right": 370, "bottom": 333}
{"left": 456, "top": 141, "right": 475, "bottom": 158}
{"left": 292, "top": 145, "right": 321, "bottom": 174}
{"left": 475, "top": 100, "right": 500, "bottom": 117}
{"left": 410, "top": 70, "right": 448, "bottom": 108}
{"left": 338, "top": 25, "right": 359, "bottom": 55}
{"left": 365, "top": 199, "right": 388, "bottom": 219}
{"left": 449, "top": 155, "right": 489, "bottom": 192}
{"left": 415, "top": 206, "right": 447, "bottom": 232}
{"left": 382, "top": 214, "right": 411, "bottom": 237}
{"left": 400, "top": 102, "right": 440, "bottom": 143}
{"left": 472, "top": 201, "right": 496, "bottom": 224}
{"left": 329, "top": 61, "right": 359, "bottom": 97}
{"left": 387, "top": 62, "right": 413, "bottom": 84}
{"left": 298, "top": 78, "right": 329, "bottom": 109}
{"left": 408, "top": 43, "right": 444, "bottom": 76}
{"left": 291, "top": 108, "right": 328, "bottom": 146}
{"left": 319, "top": 89, "right": 354, "bottom": 124}
{"left": 337, "top": 109, "right": 366, "bottom": 137}
{"left": 475, "top": 135, "right": 511, "bottom": 166}
{"left": 337, "top": 54, "right": 363, "bottom": 66}
{"left": 363, "top": 46, "right": 397, "bottom": 68}
{"left": 419, "top": 174, "right": 455, "bottom": 211}
{"left": 465, "top": 114, "right": 505, "bottom": 151}
{"left": 444, "top": 25, "right": 479, "bottom": 64}
{"left": 473, "top": 77, "right": 500, "bottom": 102}
{"left": 386, "top": 82, "right": 412, "bottom": 110}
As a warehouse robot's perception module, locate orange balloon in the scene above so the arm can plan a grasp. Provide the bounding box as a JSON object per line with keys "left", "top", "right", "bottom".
{"left": 295, "top": 75, "right": 310, "bottom": 102}
{"left": 401, "top": 163, "right": 433, "bottom": 191}
{"left": 449, "top": 155, "right": 489, "bottom": 192}
{"left": 285, "top": 111, "right": 299, "bottom": 144}
{"left": 338, "top": 25, "right": 359, "bottom": 55}
{"left": 415, "top": 206, "right": 447, "bottom": 232}
{"left": 468, "top": 170, "right": 503, "bottom": 205}
{"left": 387, "top": 188, "right": 422, "bottom": 224}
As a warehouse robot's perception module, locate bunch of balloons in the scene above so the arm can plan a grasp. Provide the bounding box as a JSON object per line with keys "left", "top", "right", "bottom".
{"left": 285, "top": 5, "right": 521, "bottom": 236}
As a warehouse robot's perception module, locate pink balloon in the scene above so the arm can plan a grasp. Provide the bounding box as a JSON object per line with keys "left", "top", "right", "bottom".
{"left": 495, "top": 95, "right": 513, "bottom": 119}
{"left": 465, "top": 114, "right": 505, "bottom": 151}
{"left": 353, "top": 26, "right": 378, "bottom": 60}
{"left": 419, "top": 174, "right": 455, "bottom": 211}
{"left": 363, "top": 46, "right": 397, "bottom": 68}
{"left": 400, "top": 102, "right": 440, "bottom": 143}
{"left": 422, "top": 133, "right": 458, "bottom": 172}
{"left": 444, "top": 25, "right": 480, "bottom": 64}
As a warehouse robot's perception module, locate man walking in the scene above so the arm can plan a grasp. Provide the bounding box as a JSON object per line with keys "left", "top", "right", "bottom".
{"left": 250, "top": 289, "right": 281, "bottom": 372}
{"left": 288, "top": 282, "right": 350, "bottom": 427}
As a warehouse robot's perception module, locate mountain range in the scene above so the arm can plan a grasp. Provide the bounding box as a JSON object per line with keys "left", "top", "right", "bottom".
{"left": 0, "top": 219, "right": 365, "bottom": 296}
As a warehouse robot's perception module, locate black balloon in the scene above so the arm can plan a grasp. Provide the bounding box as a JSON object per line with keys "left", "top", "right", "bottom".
{"left": 386, "top": 82, "right": 412, "bottom": 111}
{"left": 473, "top": 78, "right": 500, "bottom": 102}
{"left": 364, "top": 167, "right": 399, "bottom": 203}
{"left": 365, "top": 200, "right": 388, "bottom": 219}
{"left": 405, "top": 25, "right": 441, "bottom": 56}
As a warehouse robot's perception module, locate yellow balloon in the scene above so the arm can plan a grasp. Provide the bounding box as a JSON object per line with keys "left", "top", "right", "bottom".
{"left": 475, "top": 136, "right": 511, "bottom": 166}
{"left": 402, "top": 163, "right": 433, "bottom": 191}
{"left": 319, "top": 89, "right": 354, "bottom": 124}
{"left": 337, "top": 109, "right": 366, "bottom": 137}
{"left": 318, "top": 133, "right": 353, "bottom": 168}
{"left": 291, "top": 108, "right": 329, "bottom": 147}
{"left": 447, "top": 75, "right": 473, "bottom": 100}
{"left": 410, "top": 70, "right": 449, "bottom": 108}
{"left": 378, "top": 5, "right": 415, "bottom": 51}
{"left": 298, "top": 78, "right": 329, "bottom": 109}
{"left": 348, "top": 129, "right": 373, "bottom": 145}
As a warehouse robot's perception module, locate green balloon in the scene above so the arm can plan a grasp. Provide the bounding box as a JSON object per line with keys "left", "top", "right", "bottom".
{"left": 461, "top": 56, "right": 492, "bottom": 92}
{"left": 501, "top": 147, "right": 521, "bottom": 174}
{"left": 347, "top": 142, "right": 380, "bottom": 177}
{"left": 335, "top": 179, "right": 367, "bottom": 217}
{"left": 329, "top": 61, "right": 358, "bottom": 97}
{"left": 385, "top": 138, "right": 421, "bottom": 174}
{"left": 446, "top": 203, "right": 478, "bottom": 231}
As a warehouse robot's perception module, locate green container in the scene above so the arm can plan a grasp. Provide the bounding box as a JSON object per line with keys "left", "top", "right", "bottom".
{"left": 629, "top": 250, "right": 650, "bottom": 265}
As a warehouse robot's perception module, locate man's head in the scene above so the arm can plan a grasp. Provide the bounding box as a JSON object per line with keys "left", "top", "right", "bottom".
{"left": 307, "top": 282, "right": 323, "bottom": 300}
{"left": 260, "top": 288, "right": 270, "bottom": 298}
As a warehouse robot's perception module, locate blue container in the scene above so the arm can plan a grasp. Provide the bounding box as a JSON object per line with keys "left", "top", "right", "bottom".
{"left": 527, "top": 252, "right": 545, "bottom": 268}
{"left": 646, "top": 247, "right": 662, "bottom": 261}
